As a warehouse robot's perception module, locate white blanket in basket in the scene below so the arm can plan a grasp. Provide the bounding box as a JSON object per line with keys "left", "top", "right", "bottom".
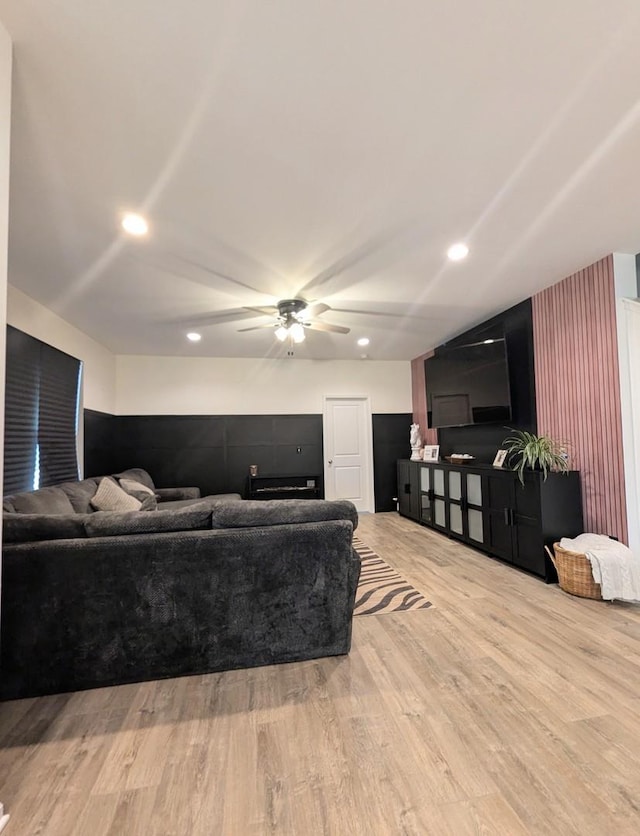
{"left": 560, "top": 533, "right": 640, "bottom": 602}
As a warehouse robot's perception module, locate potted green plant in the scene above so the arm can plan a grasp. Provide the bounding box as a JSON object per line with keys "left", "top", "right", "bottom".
{"left": 502, "top": 429, "right": 569, "bottom": 484}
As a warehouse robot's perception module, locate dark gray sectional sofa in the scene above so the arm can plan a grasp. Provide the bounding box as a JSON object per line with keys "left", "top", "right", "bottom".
{"left": 1, "top": 469, "right": 361, "bottom": 700}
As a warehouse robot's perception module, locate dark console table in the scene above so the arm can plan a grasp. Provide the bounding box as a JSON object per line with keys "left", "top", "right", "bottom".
{"left": 248, "top": 474, "right": 322, "bottom": 501}
{"left": 397, "top": 458, "right": 583, "bottom": 582}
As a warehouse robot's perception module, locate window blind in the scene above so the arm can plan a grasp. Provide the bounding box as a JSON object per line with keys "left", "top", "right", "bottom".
{"left": 4, "top": 328, "right": 39, "bottom": 494}
{"left": 3, "top": 326, "right": 82, "bottom": 494}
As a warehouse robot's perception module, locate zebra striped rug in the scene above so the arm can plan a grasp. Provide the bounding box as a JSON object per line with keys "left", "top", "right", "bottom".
{"left": 353, "top": 537, "right": 433, "bottom": 616}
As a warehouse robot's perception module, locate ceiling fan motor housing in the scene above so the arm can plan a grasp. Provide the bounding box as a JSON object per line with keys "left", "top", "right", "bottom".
{"left": 277, "top": 298, "right": 307, "bottom": 325}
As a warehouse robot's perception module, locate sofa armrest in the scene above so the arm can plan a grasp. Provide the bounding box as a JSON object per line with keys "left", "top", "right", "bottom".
{"left": 210, "top": 498, "right": 358, "bottom": 531}
{"left": 155, "top": 486, "right": 201, "bottom": 501}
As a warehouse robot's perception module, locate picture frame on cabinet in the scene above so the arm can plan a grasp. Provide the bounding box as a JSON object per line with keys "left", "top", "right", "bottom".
{"left": 493, "top": 449, "right": 508, "bottom": 468}
{"left": 423, "top": 445, "right": 440, "bottom": 462}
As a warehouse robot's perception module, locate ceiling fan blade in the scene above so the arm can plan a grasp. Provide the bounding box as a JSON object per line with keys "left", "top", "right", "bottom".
{"left": 300, "top": 302, "right": 330, "bottom": 319}
{"left": 167, "top": 307, "right": 267, "bottom": 327}
{"left": 237, "top": 323, "right": 277, "bottom": 332}
{"left": 246, "top": 305, "right": 278, "bottom": 316}
{"left": 166, "top": 254, "right": 268, "bottom": 295}
{"left": 305, "top": 320, "right": 350, "bottom": 334}
{"left": 330, "top": 306, "right": 428, "bottom": 320}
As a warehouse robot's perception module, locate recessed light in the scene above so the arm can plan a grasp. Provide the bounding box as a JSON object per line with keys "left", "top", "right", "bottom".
{"left": 447, "top": 242, "right": 469, "bottom": 261}
{"left": 186, "top": 332, "right": 202, "bottom": 342}
{"left": 121, "top": 212, "right": 149, "bottom": 236}
{"left": 357, "top": 337, "right": 370, "bottom": 347}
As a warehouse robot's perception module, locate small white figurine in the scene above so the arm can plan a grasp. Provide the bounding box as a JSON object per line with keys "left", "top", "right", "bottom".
{"left": 410, "top": 423, "right": 423, "bottom": 460}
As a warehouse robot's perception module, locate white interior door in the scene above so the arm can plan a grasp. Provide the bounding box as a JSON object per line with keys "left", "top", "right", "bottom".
{"left": 323, "top": 396, "right": 374, "bottom": 513}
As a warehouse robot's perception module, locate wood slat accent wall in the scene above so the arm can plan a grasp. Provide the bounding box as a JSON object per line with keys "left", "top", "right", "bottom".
{"left": 532, "top": 254, "right": 628, "bottom": 542}
{"left": 411, "top": 351, "right": 438, "bottom": 445}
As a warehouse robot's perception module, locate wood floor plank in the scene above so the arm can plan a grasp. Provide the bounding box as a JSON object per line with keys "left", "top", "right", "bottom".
{"left": 2, "top": 511, "right": 640, "bottom": 834}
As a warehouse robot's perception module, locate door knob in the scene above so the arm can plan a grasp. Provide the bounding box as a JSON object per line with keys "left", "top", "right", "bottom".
{"left": 328, "top": 460, "right": 333, "bottom": 465}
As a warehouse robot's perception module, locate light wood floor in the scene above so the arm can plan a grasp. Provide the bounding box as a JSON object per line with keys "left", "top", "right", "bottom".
{"left": 2, "top": 513, "right": 640, "bottom": 835}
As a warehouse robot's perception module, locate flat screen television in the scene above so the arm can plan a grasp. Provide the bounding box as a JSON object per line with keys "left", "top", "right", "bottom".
{"left": 425, "top": 338, "right": 512, "bottom": 429}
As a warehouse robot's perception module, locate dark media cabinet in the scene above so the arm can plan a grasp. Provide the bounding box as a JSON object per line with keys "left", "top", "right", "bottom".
{"left": 397, "top": 459, "right": 583, "bottom": 581}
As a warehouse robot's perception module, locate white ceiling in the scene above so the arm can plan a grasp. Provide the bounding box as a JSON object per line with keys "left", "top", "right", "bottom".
{"left": 2, "top": 0, "right": 640, "bottom": 360}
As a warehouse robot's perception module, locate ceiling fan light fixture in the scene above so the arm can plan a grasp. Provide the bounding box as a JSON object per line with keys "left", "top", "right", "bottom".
{"left": 289, "top": 322, "right": 305, "bottom": 343}
{"left": 357, "top": 337, "right": 370, "bottom": 346}
{"left": 275, "top": 325, "right": 288, "bottom": 341}
{"left": 186, "top": 332, "right": 201, "bottom": 342}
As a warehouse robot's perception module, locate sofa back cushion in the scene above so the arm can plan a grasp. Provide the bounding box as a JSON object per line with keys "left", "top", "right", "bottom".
{"left": 84, "top": 504, "right": 213, "bottom": 538}
{"left": 3, "top": 486, "right": 76, "bottom": 515}
{"left": 3, "top": 513, "right": 89, "bottom": 543}
{"left": 58, "top": 478, "right": 99, "bottom": 513}
{"left": 209, "top": 498, "right": 358, "bottom": 531}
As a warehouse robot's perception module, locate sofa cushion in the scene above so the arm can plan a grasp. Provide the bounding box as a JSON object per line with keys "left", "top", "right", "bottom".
{"left": 91, "top": 477, "right": 142, "bottom": 512}
{"left": 84, "top": 504, "right": 213, "bottom": 537}
{"left": 157, "top": 494, "right": 240, "bottom": 511}
{"left": 155, "top": 487, "right": 201, "bottom": 501}
{"left": 5, "top": 487, "right": 76, "bottom": 515}
{"left": 113, "top": 468, "right": 155, "bottom": 491}
{"left": 58, "top": 478, "right": 99, "bottom": 513}
{"left": 3, "top": 513, "right": 90, "bottom": 543}
{"left": 209, "top": 499, "right": 358, "bottom": 531}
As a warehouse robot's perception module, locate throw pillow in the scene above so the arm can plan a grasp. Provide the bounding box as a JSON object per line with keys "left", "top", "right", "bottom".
{"left": 119, "top": 477, "right": 155, "bottom": 496}
{"left": 118, "top": 477, "right": 158, "bottom": 511}
{"left": 113, "top": 468, "right": 155, "bottom": 491}
{"left": 91, "top": 477, "right": 142, "bottom": 512}
{"left": 135, "top": 492, "right": 158, "bottom": 511}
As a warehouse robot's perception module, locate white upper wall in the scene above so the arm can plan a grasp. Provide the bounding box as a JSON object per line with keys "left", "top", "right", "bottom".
{"left": 116, "top": 355, "right": 411, "bottom": 415}
{"left": 7, "top": 285, "right": 116, "bottom": 414}
{"left": 5, "top": 287, "right": 411, "bottom": 416}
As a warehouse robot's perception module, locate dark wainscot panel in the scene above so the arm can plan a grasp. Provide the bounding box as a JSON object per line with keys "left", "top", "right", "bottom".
{"left": 373, "top": 413, "right": 412, "bottom": 511}
{"left": 84, "top": 409, "right": 116, "bottom": 479}
{"left": 85, "top": 411, "right": 406, "bottom": 508}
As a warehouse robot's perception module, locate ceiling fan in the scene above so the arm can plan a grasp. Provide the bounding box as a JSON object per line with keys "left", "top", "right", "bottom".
{"left": 238, "top": 299, "right": 350, "bottom": 343}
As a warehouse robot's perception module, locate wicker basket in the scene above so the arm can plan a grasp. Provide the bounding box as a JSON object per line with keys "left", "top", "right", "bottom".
{"left": 545, "top": 543, "right": 602, "bottom": 599}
